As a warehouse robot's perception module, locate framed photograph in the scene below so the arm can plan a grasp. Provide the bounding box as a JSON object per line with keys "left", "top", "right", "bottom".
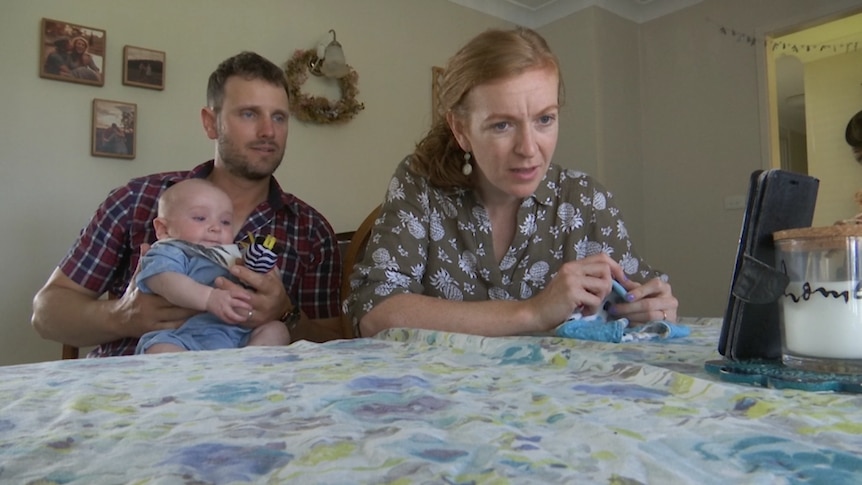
{"left": 92, "top": 99, "right": 136, "bottom": 159}
{"left": 432, "top": 66, "right": 445, "bottom": 124}
{"left": 123, "top": 45, "right": 165, "bottom": 90}
{"left": 39, "top": 18, "right": 105, "bottom": 86}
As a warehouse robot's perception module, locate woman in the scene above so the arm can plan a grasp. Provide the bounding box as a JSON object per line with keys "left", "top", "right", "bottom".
{"left": 67, "top": 36, "right": 101, "bottom": 82}
{"left": 346, "top": 27, "right": 678, "bottom": 337}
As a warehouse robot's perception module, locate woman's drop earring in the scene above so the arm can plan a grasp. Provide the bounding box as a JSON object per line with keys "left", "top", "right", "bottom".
{"left": 462, "top": 152, "right": 473, "bottom": 176}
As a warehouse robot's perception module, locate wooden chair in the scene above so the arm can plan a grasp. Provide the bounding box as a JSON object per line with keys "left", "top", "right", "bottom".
{"left": 340, "top": 204, "right": 381, "bottom": 338}
{"left": 62, "top": 344, "right": 79, "bottom": 360}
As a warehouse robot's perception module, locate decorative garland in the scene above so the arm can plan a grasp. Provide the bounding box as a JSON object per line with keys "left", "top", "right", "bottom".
{"left": 284, "top": 49, "right": 365, "bottom": 125}
{"left": 716, "top": 22, "right": 861, "bottom": 55}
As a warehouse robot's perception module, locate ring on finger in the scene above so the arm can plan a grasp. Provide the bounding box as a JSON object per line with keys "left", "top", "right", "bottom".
{"left": 248, "top": 310, "right": 254, "bottom": 320}
{"left": 661, "top": 310, "right": 667, "bottom": 321}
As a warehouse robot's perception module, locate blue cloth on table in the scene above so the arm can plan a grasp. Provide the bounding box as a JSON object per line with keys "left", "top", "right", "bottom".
{"left": 555, "top": 315, "right": 690, "bottom": 343}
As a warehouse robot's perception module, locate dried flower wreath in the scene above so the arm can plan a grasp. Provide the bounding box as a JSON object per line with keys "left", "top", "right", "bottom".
{"left": 284, "top": 49, "right": 365, "bottom": 124}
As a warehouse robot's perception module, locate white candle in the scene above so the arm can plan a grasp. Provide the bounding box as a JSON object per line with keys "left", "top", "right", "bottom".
{"left": 780, "top": 281, "right": 862, "bottom": 359}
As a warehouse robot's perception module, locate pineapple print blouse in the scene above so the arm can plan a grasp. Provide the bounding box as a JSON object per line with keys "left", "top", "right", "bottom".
{"left": 345, "top": 156, "right": 667, "bottom": 333}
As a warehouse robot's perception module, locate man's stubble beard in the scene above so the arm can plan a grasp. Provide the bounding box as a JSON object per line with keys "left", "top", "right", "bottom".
{"left": 216, "top": 132, "right": 284, "bottom": 181}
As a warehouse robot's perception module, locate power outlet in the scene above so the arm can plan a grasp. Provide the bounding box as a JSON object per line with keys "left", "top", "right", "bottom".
{"left": 724, "top": 195, "right": 747, "bottom": 210}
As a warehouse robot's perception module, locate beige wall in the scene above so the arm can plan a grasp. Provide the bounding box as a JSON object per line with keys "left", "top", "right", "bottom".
{"left": 4, "top": 0, "right": 862, "bottom": 365}
{"left": 542, "top": 8, "right": 645, "bottom": 245}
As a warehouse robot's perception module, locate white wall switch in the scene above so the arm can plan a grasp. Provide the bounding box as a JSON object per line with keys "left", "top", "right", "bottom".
{"left": 724, "top": 195, "right": 747, "bottom": 210}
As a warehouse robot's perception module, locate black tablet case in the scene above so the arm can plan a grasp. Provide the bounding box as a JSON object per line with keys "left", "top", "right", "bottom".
{"left": 719, "top": 169, "right": 819, "bottom": 360}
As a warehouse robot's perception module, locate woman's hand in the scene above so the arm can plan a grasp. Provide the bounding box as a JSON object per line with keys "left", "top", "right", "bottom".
{"left": 610, "top": 277, "right": 678, "bottom": 323}
{"left": 528, "top": 253, "right": 627, "bottom": 331}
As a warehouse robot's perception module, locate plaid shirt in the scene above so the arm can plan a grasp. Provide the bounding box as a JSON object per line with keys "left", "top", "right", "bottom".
{"left": 59, "top": 160, "right": 341, "bottom": 357}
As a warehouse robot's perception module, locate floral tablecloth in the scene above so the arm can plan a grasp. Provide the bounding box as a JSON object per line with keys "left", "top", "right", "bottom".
{"left": 1, "top": 317, "right": 860, "bottom": 484}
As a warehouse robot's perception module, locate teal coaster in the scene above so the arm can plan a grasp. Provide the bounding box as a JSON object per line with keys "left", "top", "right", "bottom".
{"left": 704, "top": 359, "right": 862, "bottom": 393}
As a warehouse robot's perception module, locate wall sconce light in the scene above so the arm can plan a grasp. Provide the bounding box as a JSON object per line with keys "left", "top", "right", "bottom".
{"left": 309, "top": 29, "right": 349, "bottom": 78}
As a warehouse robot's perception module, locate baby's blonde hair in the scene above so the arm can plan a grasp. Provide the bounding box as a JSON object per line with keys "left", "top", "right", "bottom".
{"left": 157, "top": 179, "right": 226, "bottom": 217}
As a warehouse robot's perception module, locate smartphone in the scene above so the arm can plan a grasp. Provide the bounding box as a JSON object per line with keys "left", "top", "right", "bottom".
{"left": 597, "top": 280, "right": 628, "bottom": 320}
{"left": 719, "top": 169, "right": 819, "bottom": 360}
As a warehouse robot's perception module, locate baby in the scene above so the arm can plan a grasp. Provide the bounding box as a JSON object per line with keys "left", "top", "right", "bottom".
{"left": 135, "top": 179, "right": 289, "bottom": 354}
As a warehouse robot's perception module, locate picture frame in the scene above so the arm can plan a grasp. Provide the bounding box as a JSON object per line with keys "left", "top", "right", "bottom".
{"left": 39, "top": 18, "right": 105, "bottom": 87}
{"left": 432, "top": 66, "right": 445, "bottom": 124}
{"left": 123, "top": 45, "right": 166, "bottom": 90}
{"left": 92, "top": 98, "right": 136, "bottom": 159}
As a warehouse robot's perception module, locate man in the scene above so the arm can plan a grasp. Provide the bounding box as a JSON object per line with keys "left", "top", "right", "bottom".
{"left": 32, "top": 51, "right": 342, "bottom": 357}
{"left": 43, "top": 37, "right": 71, "bottom": 76}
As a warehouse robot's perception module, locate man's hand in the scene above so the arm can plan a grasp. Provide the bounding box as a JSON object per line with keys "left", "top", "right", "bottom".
{"left": 31, "top": 243, "right": 198, "bottom": 347}
{"left": 214, "top": 264, "right": 287, "bottom": 327}
{"left": 114, "top": 243, "right": 198, "bottom": 337}
{"left": 112, "top": 287, "right": 198, "bottom": 337}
